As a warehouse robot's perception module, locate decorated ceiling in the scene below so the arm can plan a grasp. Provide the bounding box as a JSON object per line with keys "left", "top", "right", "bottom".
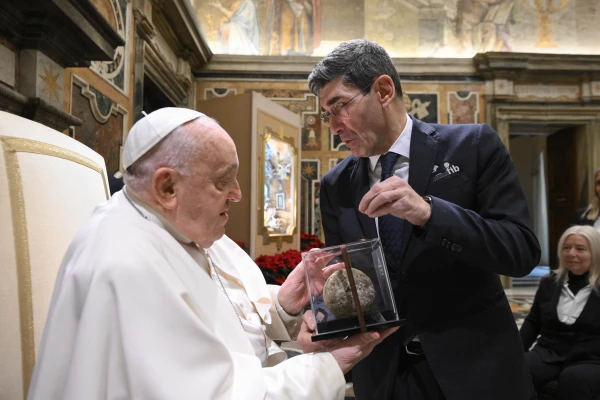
{"left": 192, "top": 0, "right": 600, "bottom": 57}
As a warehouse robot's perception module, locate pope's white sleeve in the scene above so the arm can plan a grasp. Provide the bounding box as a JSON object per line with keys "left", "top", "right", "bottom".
{"left": 54, "top": 260, "right": 345, "bottom": 400}
{"left": 262, "top": 352, "right": 346, "bottom": 399}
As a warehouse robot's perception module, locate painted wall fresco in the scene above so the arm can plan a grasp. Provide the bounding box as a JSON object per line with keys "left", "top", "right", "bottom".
{"left": 196, "top": 80, "right": 485, "bottom": 238}
{"left": 193, "top": 0, "right": 600, "bottom": 56}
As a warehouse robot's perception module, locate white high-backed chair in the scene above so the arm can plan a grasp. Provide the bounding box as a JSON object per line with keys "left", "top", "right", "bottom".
{"left": 0, "top": 111, "right": 109, "bottom": 400}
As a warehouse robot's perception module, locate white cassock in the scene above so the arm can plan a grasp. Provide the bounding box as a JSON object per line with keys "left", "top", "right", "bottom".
{"left": 27, "top": 189, "right": 345, "bottom": 400}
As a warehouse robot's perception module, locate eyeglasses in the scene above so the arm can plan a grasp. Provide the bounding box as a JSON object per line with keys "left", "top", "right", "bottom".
{"left": 320, "top": 82, "right": 373, "bottom": 126}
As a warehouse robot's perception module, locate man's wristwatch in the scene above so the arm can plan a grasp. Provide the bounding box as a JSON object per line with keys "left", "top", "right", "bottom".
{"left": 422, "top": 195, "right": 432, "bottom": 205}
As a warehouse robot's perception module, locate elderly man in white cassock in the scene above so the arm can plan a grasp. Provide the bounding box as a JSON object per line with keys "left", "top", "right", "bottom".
{"left": 27, "top": 108, "right": 395, "bottom": 400}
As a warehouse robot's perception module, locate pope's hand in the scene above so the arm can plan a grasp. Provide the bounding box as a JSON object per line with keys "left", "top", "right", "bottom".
{"left": 277, "top": 252, "right": 341, "bottom": 316}
{"left": 297, "top": 310, "right": 342, "bottom": 353}
{"left": 358, "top": 176, "right": 430, "bottom": 227}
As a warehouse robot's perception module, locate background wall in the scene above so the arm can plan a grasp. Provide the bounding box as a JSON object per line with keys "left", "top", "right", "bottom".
{"left": 196, "top": 78, "right": 485, "bottom": 238}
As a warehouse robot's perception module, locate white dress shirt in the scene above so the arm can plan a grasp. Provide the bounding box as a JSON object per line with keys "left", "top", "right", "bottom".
{"left": 557, "top": 280, "right": 593, "bottom": 325}
{"left": 367, "top": 114, "right": 413, "bottom": 233}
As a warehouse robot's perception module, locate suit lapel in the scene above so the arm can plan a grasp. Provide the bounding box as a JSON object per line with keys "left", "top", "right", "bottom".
{"left": 401, "top": 117, "right": 439, "bottom": 260}
{"left": 352, "top": 158, "right": 378, "bottom": 240}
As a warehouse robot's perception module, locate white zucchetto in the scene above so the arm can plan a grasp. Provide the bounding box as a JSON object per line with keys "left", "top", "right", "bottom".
{"left": 123, "top": 107, "right": 205, "bottom": 169}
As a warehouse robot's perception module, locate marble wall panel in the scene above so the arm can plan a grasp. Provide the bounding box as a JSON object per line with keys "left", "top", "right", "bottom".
{"left": 71, "top": 75, "right": 128, "bottom": 175}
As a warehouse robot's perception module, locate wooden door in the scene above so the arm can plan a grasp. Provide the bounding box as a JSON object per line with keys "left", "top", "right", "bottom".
{"left": 547, "top": 127, "right": 578, "bottom": 269}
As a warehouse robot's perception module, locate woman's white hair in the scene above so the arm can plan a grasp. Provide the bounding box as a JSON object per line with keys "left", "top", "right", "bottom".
{"left": 555, "top": 225, "right": 600, "bottom": 291}
{"left": 123, "top": 116, "right": 216, "bottom": 193}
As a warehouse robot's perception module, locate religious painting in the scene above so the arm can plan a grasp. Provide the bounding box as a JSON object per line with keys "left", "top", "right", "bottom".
{"left": 260, "top": 127, "right": 298, "bottom": 239}
{"left": 448, "top": 91, "right": 479, "bottom": 124}
{"left": 301, "top": 159, "right": 320, "bottom": 236}
{"left": 71, "top": 75, "right": 128, "bottom": 175}
{"left": 404, "top": 93, "right": 439, "bottom": 124}
{"left": 90, "top": 0, "right": 129, "bottom": 93}
{"left": 195, "top": 0, "right": 321, "bottom": 55}
{"left": 193, "top": 0, "right": 600, "bottom": 57}
{"left": 202, "top": 0, "right": 261, "bottom": 54}
{"left": 265, "top": 0, "right": 322, "bottom": 55}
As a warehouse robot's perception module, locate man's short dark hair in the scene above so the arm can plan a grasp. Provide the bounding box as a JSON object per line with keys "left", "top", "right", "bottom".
{"left": 308, "top": 39, "right": 403, "bottom": 98}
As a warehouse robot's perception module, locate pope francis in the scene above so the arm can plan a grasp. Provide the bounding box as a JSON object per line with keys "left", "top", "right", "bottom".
{"left": 27, "top": 108, "right": 394, "bottom": 400}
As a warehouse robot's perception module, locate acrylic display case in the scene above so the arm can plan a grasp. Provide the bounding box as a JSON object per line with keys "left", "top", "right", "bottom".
{"left": 302, "top": 238, "right": 403, "bottom": 341}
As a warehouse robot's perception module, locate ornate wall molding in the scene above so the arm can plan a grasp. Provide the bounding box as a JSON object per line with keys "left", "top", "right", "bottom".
{"left": 514, "top": 85, "right": 580, "bottom": 101}
{"left": 197, "top": 54, "right": 476, "bottom": 78}
{"left": 72, "top": 75, "right": 128, "bottom": 124}
{"left": 90, "top": 0, "right": 132, "bottom": 95}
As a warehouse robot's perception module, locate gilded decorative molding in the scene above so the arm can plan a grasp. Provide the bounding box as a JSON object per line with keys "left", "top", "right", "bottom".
{"left": 1, "top": 136, "right": 109, "bottom": 198}
{"left": 1, "top": 137, "right": 34, "bottom": 398}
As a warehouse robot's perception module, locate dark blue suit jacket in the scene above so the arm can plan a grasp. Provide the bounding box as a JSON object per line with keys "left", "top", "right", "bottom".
{"left": 320, "top": 117, "right": 541, "bottom": 400}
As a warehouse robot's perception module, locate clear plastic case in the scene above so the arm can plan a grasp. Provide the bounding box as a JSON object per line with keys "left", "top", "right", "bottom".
{"left": 302, "top": 238, "right": 403, "bottom": 341}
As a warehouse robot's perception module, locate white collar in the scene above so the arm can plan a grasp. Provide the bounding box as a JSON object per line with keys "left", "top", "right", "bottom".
{"left": 369, "top": 113, "right": 413, "bottom": 172}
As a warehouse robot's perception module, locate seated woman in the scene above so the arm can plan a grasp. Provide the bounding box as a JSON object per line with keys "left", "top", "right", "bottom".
{"left": 520, "top": 225, "right": 600, "bottom": 400}
{"left": 571, "top": 168, "right": 600, "bottom": 230}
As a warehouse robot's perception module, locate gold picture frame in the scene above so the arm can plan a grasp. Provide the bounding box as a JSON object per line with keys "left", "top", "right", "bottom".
{"left": 259, "top": 126, "right": 298, "bottom": 250}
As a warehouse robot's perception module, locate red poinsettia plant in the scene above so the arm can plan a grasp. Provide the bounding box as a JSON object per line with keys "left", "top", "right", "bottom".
{"left": 254, "top": 233, "right": 325, "bottom": 285}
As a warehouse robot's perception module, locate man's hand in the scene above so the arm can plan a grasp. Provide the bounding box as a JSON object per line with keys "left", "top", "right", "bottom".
{"left": 278, "top": 253, "right": 342, "bottom": 316}
{"left": 358, "top": 176, "right": 431, "bottom": 226}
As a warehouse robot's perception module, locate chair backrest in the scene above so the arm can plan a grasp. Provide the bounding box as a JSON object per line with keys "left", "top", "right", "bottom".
{"left": 0, "top": 111, "right": 109, "bottom": 400}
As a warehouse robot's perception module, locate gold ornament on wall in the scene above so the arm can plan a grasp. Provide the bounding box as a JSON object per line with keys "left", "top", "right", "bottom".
{"left": 523, "top": 0, "right": 569, "bottom": 48}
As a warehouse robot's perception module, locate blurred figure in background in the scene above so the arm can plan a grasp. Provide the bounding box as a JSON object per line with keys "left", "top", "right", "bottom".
{"left": 571, "top": 168, "right": 600, "bottom": 231}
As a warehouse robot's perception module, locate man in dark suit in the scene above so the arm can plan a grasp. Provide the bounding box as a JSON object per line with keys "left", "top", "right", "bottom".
{"left": 306, "top": 39, "right": 541, "bottom": 399}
